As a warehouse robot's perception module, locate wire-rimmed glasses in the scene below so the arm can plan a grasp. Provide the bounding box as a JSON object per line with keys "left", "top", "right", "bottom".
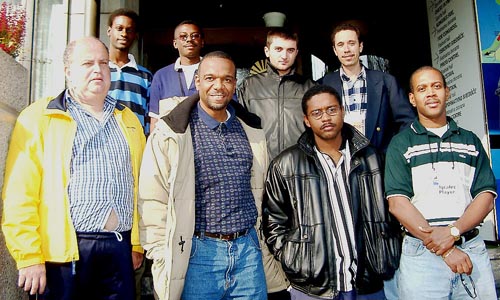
{"left": 308, "top": 106, "right": 341, "bottom": 120}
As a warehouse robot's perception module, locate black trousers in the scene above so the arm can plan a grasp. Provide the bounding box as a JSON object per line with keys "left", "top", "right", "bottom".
{"left": 30, "top": 231, "right": 135, "bottom": 300}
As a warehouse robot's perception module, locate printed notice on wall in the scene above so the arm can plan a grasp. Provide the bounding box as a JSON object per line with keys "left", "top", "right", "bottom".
{"left": 426, "top": 0, "right": 488, "bottom": 144}
{"left": 427, "top": 0, "right": 497, "bottom": 241}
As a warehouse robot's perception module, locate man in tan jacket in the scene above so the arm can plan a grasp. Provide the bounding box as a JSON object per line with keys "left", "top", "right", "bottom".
{"left": 138, "top": 50, "right": 288, "bottom": 300}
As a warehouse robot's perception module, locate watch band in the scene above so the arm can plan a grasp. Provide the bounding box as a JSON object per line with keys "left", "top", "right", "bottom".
{"left": 448, "top": 224, "right": 461, "bottom": 241}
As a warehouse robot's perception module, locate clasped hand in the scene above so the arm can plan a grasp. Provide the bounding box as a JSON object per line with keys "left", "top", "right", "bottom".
{"left": 419, "top": 226, "right": 473, "bottom": 275}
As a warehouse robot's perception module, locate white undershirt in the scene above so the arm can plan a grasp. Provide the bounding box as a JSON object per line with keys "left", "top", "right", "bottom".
{"left": 182, "top": 64, "right": 198, "bottom": 89}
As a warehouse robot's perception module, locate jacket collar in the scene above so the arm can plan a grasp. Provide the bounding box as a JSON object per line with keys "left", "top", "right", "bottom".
{"left": 298, "top": 123, "right": 370, "bottom": 157}
{"left": 46, "top": 90, "right": 68, "bottom": 111}
{"left": 265, "top": 59, "right": 298, "bottom": 78}
{"left": 162, "top": 92, "right": 262, "bottom": 133}
{"left": 46, "top": 90, "right": 127, "bottom": 112}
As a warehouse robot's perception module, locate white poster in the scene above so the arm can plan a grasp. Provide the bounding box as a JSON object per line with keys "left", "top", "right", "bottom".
{"left": 426, "top": 0, "right": 497, "bottom": 241}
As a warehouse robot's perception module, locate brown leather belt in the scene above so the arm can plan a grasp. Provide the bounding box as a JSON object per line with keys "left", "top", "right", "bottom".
{"left": 405, "top": 228, "right": 479, "bottom": 246}
{"left": 194, "top": 229, "right": 250, "bottom": 241}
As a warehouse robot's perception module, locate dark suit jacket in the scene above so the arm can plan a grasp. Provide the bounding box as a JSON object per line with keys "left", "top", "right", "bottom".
{"left": 320, "top": 68, "right": 415, "bottom": 153}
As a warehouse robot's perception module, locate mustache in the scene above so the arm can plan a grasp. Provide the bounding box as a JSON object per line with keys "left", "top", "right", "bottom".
{"left": 320, "top": 122, "right": 335, "bottom": 130}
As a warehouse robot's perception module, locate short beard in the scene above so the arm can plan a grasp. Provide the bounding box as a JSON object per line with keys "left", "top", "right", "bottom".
{"left": 208, "top": 102, "right": 228, "bottom": 111}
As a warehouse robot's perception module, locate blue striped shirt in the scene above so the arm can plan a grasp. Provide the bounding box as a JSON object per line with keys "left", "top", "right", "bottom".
{"left": 66, "top": 93, "right": 134, "bottom": 232}
{"left": 109, "top": 54, "right": 153, "bottom": 135}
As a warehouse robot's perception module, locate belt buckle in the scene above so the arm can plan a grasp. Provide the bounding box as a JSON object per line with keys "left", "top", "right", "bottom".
{"left": 226, "top": 229, "right": 247, "bottom": 241}
{"left": 220, "top": 233, "right": 233, "bottom": 241}
{"left": 196, "top": 229, "right": 249, "bottom": 241}
{"left": 226, "top": 230, "right": 243, "bottom": 240}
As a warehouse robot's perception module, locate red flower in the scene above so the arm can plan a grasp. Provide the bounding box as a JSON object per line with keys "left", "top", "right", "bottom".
{"left": 0, "top": 2, "right": 26, "bottom": 58}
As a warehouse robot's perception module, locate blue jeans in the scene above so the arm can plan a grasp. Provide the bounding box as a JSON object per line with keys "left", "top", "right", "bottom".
{"left": 289, "top": 287, "right": 386, "bottom": 300}
{"left": 399, "top": 234, "right": 497, "bottom": 300}
{"left": 383, "top": 273, "right": 398, "bottom": 300}
{"left": 181, "top": 227, "right": 267, "bottom": 300}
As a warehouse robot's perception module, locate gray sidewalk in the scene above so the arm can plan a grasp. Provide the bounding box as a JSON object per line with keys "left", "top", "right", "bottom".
{"left": 488, "top": 243, "right": 500, "bottom": 299}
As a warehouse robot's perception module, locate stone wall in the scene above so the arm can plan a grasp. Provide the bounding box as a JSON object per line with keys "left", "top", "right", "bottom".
{"left": 0, "top": 50, "right": 29, "bottom": 300}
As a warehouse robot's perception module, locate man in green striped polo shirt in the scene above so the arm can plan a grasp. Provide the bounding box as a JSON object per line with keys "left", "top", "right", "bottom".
{"left": 385, "top": 66, "right": 497, "bottom": 300}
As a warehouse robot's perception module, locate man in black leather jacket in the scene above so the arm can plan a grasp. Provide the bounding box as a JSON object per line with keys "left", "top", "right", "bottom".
{"left": 263, "top": 84, "right": 401, "bottom": 300}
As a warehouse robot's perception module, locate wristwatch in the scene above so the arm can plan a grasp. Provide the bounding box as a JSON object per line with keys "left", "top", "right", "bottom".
{"left": 448, "top": 224, "right": 461, "bottom": 241}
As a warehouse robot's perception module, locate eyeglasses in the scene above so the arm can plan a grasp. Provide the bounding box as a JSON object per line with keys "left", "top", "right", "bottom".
{"left": 177, "top": 32, "right": 201, "bottom": 41}
{"left": 308, "top": 106, "right": 341, "bottom": 120}
{"left": 460, "top": 274, "right": 477, "bottom": 299}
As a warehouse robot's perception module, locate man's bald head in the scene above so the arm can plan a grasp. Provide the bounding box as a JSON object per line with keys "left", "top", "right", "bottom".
{"left": 63, "top": 36, "right": 108, "bottom": 68}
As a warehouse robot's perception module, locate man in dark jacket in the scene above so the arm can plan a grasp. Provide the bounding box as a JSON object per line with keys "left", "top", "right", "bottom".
{"left": 263, "top": 85, "right": 401, "bottom": 300}
{"left": 320, "top": 23, "right": 415, "bottom": 154}
{"left": 238, "top": 27, "right": 317, "bottom": 160}
{"left": 238, "top": 27, "right": 316, "bottom": 300}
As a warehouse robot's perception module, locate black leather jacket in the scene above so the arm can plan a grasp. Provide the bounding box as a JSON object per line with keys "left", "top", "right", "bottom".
{"left": 263, "top": 124, "right": 394, "bottom": 298}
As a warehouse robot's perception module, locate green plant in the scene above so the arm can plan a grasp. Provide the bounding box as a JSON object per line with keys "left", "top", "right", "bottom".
{"left": 0, "top": 2, "right": 26, "bottom": 58}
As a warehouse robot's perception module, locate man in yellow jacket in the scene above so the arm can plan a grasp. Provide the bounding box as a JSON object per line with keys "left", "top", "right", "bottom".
{"left": 2, "top": 36, "right": 145, "bottom": 300}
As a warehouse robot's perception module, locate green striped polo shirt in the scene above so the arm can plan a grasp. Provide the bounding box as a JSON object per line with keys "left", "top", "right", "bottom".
{"left": 384, "top": 117, "right": 497, "bottom": 226}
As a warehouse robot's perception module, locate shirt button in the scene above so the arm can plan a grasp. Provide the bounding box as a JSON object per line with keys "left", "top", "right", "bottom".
{"left": 376, "top": 127, "right": 381, "bottom": 132}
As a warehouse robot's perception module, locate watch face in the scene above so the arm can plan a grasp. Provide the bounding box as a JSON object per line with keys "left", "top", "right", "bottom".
{"left": 451, "top": 226, "right": 460, "bottom": 237}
